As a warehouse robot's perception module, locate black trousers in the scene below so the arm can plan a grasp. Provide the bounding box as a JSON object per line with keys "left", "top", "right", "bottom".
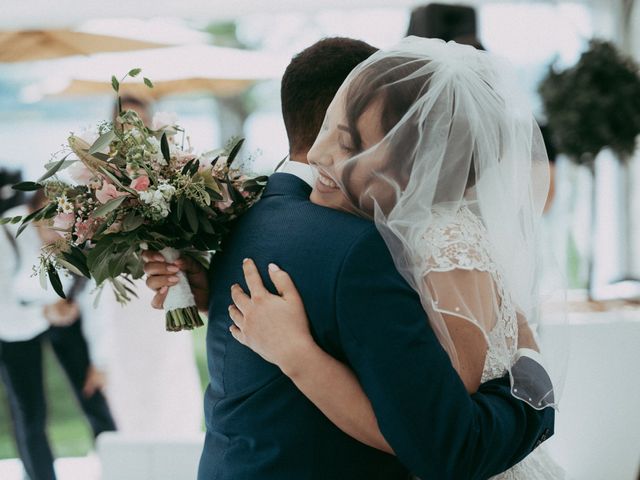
{"left": 0, "top": 319, "right": 116, "bottom": 480}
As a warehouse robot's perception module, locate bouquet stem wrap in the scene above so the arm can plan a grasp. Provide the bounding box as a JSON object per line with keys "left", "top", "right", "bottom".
{"left": 159, "top": 247, "right": 204, "bottom": 332}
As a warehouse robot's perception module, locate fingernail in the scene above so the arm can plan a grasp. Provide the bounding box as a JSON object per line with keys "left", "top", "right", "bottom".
{"left": 167, "top": 265, "right": 179, "bottom": 273}
{"left": 168, "top": 276, "right": 179, "bottom": 283}
{"left": 228, "top": 305, "right": 233, "bottom": 311}
{"left": 243, "top": 258, "right": 249, "bottom": 264}
{"left": 268, "top": 263, "right": 280, "bottom": 272}
{"left": 160, "top": 286, "right": 168, "bottom": 294}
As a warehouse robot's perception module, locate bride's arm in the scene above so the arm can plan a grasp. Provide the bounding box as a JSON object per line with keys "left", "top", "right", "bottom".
{"left": 229, "top": 259, "right": 393, "bottom": 454}
{"left": 424, "top": 269, "right": 495, "bottom": 393}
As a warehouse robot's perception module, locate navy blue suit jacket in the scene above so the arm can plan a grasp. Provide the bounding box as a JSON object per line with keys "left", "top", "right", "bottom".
{"left": 198, "top": 173, "right": 554, "bottom": 480}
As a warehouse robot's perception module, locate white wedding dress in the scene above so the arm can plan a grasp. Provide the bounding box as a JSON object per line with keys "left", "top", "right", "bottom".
{"left": 420, "top": 205, "right": 564, "bottom": 480}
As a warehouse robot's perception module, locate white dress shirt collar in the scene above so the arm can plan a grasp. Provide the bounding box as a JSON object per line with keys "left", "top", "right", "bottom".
{"left": 277, "top": 160, "right": 315, "bottom": 188}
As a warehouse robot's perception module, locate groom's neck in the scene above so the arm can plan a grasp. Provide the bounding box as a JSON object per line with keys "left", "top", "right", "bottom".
{"left": 289, "top": 150, "right": 309, "bottom": 164}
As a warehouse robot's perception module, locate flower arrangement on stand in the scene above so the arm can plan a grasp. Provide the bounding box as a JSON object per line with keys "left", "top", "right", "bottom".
{"left": 539, "top": 39, "right": 640, "bottom": 299}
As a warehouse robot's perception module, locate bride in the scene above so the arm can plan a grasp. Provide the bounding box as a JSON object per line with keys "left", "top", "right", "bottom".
{"left": 227, "top": 37, "right": 564, "bottom": 478}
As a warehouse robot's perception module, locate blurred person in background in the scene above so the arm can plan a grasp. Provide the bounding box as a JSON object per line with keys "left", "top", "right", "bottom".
{"left": 82, "top": 95, "right": 202, "bottom": 435}
{"left": 0, "top": 185, "right": 116, "bottom": 480}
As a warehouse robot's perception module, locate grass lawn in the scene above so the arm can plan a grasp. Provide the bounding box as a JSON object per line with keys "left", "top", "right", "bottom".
{"left": 0, "top": 327, "right": 209, "bottom": 460}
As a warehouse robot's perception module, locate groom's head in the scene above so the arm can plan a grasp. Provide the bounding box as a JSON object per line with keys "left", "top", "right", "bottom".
{"left": 281, "top": 37, "right": 377, "bottom": 163}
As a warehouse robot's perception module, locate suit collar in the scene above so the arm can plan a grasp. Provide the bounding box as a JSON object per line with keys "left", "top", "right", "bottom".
{"left": 262, "top": 172, "right": 312, "bottom": 199}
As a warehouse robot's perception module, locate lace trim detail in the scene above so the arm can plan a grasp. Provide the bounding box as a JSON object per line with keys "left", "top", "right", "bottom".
{"left": 418, "top": 206, "right": 518, "bottom": 382}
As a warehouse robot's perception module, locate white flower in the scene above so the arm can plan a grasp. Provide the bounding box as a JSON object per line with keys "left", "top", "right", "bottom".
{"left": 152, "top": 112, "right": 178, "bottom": 131}
{"left": 147, "top": 137, "right": 167, "bottom": 166}
{"left": 157, "top": 183, "right": 176, "bottom": 201}
{"left": 56, "top": 194, "right": 74, "bottom": 214}
{"left": 139, "top": 188, "right": 171, "bottom": 218}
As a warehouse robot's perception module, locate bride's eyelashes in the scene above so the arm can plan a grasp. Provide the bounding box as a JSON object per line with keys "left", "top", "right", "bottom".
{"left": 338, "top": 138, "right": 356, "bottom": 154}
{"left": 337, "top": 125, "right": 357, "bottom": 154}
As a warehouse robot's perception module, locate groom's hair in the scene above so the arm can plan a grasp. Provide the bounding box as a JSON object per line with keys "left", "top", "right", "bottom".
{"left": 281, "top": 37, "right": 377, "bottom": 157}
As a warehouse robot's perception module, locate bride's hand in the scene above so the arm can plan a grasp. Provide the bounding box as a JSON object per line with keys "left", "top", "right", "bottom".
{"left": 229, "top": 259, "right": 315, "bottom": 373}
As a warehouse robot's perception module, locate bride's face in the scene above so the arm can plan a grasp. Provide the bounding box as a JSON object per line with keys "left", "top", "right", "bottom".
{"left": 308, "top": 85, "right": 387, "bottom": 214}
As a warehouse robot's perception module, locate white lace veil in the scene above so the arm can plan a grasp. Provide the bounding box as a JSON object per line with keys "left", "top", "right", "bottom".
{"left": 314, "top": 37, "right": 567, "bottom": 409}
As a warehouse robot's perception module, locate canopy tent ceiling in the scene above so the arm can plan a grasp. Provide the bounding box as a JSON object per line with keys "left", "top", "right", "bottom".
{"left": 56, "top": 77, "right": 256, "bottom": 99}
{"left": 0, "top": 0, "right": 607, "bottom": 30}
{"left": 23, "top": 44, "right": 289, "bottom": 100}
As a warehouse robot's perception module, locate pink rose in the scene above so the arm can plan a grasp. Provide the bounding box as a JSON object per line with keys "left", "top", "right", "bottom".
{"left": 52, "top": 213, "right": 75, "bottom": 235}
{"left": 95, "top": 182, "right": 127, "bottom": 204}
{"left": 131, "top": 175, "right": 150, "bottom": 192}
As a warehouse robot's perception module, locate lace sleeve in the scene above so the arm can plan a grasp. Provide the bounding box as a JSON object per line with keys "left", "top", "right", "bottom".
{"left": 417, "top": 207, "right": 503, "bottom": 338}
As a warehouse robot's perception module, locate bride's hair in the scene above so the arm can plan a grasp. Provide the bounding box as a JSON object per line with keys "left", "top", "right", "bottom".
{"left": 340, "top": 55, "right": 482, "bottom": 210}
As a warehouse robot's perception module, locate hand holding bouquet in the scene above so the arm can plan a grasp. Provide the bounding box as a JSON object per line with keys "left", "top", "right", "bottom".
{"left": 1, "top": 69, "right": 267, "bottom": 332}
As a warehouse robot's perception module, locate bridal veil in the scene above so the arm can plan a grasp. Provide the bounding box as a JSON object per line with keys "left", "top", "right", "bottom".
{"left": 317, "top": 36, "right": 567, "bottom": 409}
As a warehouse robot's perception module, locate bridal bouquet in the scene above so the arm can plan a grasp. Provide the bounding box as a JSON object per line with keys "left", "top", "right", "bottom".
{"left": 1, "top": 69, "right": 267, "bottom": 332}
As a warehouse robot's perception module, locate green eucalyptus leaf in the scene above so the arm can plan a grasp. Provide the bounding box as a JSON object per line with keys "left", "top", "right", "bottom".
{"left": 199, "top": 214, "right": 215, "bottom": 234}
{"left": 91, "top": 195, "right": 127, "bottom": 218}
{"left": 181, "top": 159, "right": 195, "bottom": 175}
{"left": 184, "top": 200, "right": 199, "bottom": 233}
{"left": 227, "top": 138, "right": 245, "bottom": 164}
{"left": 176, "top": 196, "right": 185, "bottom": 220}
{"left": 122, "top": 213, "right": 144, "bottom": 232}
{"left": 12, "top": 181, "right": 43, "bottom": 192}
{"left": 189, "top": 159, "right": 200, "bottom": 176}
{"left": 60, "top": 250, "right": 90, "bottom": 278}
{"left": 128, "top": 68, "right": 142, "bottom": 78}
{"left": 108, "top": 248, "right": 133, "bottom": 278}
{"left": 56, "top": 257, "right": 84, "bottom": 277}
{"left": 143, "top": 77, "right": 154, "bottom": 88}
{"left": 89, "top": 130, "right": 116, "bottom": 155}
{"left": 37, "top": 154, "right": 71, "bottom": 183}
{"left": 21, "top": 205, "right": 47, "bottom": 224}
{"left": 47, "top": 265, "right": 66, "bottom": 299}
{"left": 160, "top": 133, "right": 171, "bottom": 163}
{"left": 0, "top": 216, "right": 22, "bottom": 225}
{"left": 16, "top": 221, "right": 30, "bottom": 238}
{"left": 111, "top": 76, "right": 120, "bottom": 93}
{"left": 44, "top": 158, "right": 76, "bottom": 171}
{"left": 98, "top": 167, "right": 135, "bottom": 194}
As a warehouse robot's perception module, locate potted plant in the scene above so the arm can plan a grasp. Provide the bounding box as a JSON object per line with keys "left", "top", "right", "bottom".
{"left": 539, "top": 39, "right": 640, "bottom": 299}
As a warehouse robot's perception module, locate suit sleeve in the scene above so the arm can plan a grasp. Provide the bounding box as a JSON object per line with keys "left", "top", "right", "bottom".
{"left": 335, "top": 227, "right": 554, "bottom": 479}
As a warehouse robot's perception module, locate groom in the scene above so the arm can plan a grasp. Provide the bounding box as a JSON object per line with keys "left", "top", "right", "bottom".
{"left": 144, "top": 38, "right": 554, "bottom": 479}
